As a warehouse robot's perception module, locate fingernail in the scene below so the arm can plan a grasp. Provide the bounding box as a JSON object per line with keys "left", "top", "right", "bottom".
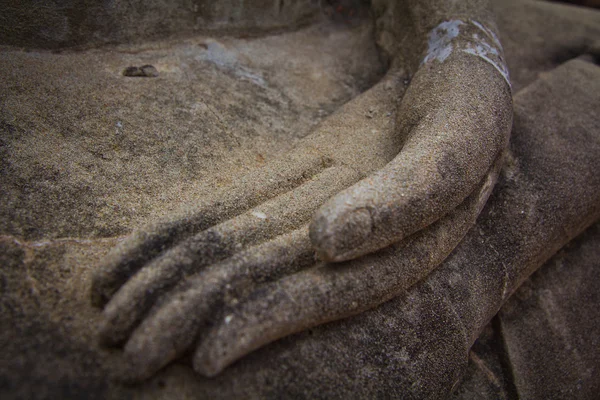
{"left": 311, "top": 208, "right": 373, "bottom": 262}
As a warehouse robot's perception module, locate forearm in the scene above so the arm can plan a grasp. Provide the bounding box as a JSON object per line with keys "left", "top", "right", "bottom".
{"left": 430, "top": 59, "right": 600, "bottom": 346}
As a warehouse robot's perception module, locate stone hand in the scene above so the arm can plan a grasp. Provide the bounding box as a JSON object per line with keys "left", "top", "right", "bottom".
{"left": 94, "top": 156, "right": 502, "bottom": 381}
{"left": 91, "top": 70, "right": 403, "bottom": 335}
{"left": 91, "top": 3, "right": 512, "bottom": 381}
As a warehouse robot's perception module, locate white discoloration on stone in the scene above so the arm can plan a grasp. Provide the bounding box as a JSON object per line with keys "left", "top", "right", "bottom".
{"left": 463, "top": 42, "right": 510, "bottom": 88}
{"left": 462, "top": 20, "right": 510, "bottom": 88}
{"left": 195, "top": 41, "right": 267, "bottom": 87}
{"left": 423, "top": 20, "right": 464, "bottom": 64}
{"left": 471, "top": 20, "right": 502, "bottom": 49}
{"left": 422, "top": 20, "right": 511, "bottom": 88}
{"left": 251, "top": 210, "right": 268, "bottom": 219}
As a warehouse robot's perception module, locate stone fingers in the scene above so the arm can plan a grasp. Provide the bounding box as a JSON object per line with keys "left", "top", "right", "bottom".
{"left": 119, "top": 226, "right": 314, "bottom": 382}
{"left": 192, "top": 155, "right": 504, "bottom": 377}
{"left": 90, "top": 148, "right": 332, "bottom": 308}
{"left": 98, "top": 227, "right": 236, "bottom": 346}
{"left": 90, "top": 219, "right": 202, "bottom": 308}
{"left": 97, "top": 165, "right": 361, "bottom": 346}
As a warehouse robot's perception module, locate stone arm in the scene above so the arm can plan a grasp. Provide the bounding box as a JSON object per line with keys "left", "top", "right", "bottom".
{"left": 306, "top": 59, "right": 600, "bottom": 397}
{"left": 314, "top": 0, "right": 512, "bottom": 260}
{"left": 91, "top": 0, "right": 512, "bottom": 380}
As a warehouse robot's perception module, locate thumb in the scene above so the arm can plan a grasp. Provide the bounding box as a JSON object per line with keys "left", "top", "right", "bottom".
{"left": 310, "top": 52, "right": 512, "bottom": 262}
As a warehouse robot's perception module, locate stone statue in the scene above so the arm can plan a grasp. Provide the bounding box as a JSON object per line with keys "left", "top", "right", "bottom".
{"left": 90, "top": 0, "right": 600, "bottom": 385}
{"left": 1, "top": 0, "right": 599, "bottom": 398}
{"left": 92, "top": 0, "right": 513, "bottom": 380}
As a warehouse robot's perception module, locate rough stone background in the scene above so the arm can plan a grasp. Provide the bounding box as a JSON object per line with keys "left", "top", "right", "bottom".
{"left": 0, "top": 0, "right": 599, "bottom": 398}
{"left": 0, "top": 0, "right": 325, "bottom": 50}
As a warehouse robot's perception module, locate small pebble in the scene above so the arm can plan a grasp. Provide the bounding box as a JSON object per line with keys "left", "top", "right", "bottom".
{"left": 366, "top": 107, "right": 376, "bottom": 119}
{"left": 123, "top": 64, "right": 159, "bottom": 78}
